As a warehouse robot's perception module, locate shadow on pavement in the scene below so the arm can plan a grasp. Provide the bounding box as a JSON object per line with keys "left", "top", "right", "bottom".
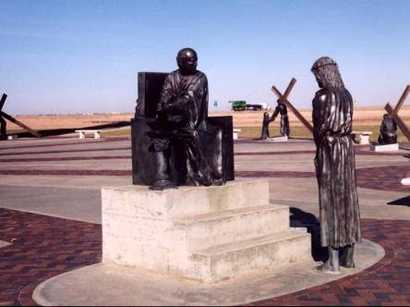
{"left": 290, "top": 207, "right": 327, "bottom": 262}
{"left": 387, "top": 195, "right": 410, "bottom": 207}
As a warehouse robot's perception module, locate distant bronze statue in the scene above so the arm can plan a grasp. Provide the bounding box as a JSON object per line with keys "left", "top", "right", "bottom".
{"left": 378, "top": 113, "right": 398, "bottom": 144}
{"left": 147, "top": 48, "right": 218, "bottom": 190}
{"left": 0, "top": 94, "right": 7, "bottom": 140}
{"left": 311, "top": 57, "right": 361, "bottom": 273}
{"left": 260, "top": 101, "right": 290, "bottom": 140}
{"left": 271, "top": 100, "right": 290, "bottom": 137}
{"left": 0, "top": 116, "right": 6, "bottom": 140}
{"left": 260, "top": 112, "right": 271, "bottom": 139}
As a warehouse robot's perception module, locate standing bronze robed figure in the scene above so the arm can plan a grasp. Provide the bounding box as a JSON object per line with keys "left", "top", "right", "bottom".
{"left": 311, "top": 57, "right": 361, "bottom": 273}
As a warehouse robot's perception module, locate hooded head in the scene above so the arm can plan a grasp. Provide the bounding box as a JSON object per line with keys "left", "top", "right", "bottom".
{"left": 311, "top": 56, "right": 345, "bottom": 90}
{"left": 177, "top": 48, "right": 198, "bottom": 75}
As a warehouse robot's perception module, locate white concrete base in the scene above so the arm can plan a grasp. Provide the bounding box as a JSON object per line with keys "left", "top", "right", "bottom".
{"left": 33, "top": 239, "right": 384, "bottom": 306}
{"left": 266, "top": 136, "right": 288, "bottom": 142}
{"left": 102, "top": 180, "right": 312, "bottom": 283}
{"left": 0, "top": 240, "right": 10, "bottom": 248}
{"left": 75, "top": 130, "right": 101, "bottom": 139}
{"left": 401, "top": 177, "right": 410, "bottom": 185}
{"left": 352, "top": 131, "right": 372, "bottom": 145}
{"left": 371, "top": 143, "right": 399, "bottom": 152}
{"left": 233, "top": 128, "right": 241, "bottom": 140}
{"left": 358, "top": 134, "right": 370, "bottom": 145}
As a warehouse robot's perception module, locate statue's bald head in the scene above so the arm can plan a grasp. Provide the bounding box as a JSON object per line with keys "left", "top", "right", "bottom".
{"left": 177, "top": 48, "right": 198, "bottom": 75}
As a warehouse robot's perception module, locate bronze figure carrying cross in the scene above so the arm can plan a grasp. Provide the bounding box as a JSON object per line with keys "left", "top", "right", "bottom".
{"left": 0, "top": 94, "right": 7, "bottom": 140}
{"left": 0, "top": 93, "right": 41, "bottom": 139}
{"left": 271, "top": 78, "right": 314, "bottom": 134}
{"left": 384, "top": 85, "right": 410, "bottom": 141}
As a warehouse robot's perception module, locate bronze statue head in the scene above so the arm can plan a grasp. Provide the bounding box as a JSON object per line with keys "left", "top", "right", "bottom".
{"left": 177, "top": 48, "right": 198, "bottom": 75}
{"left": 311, "top": 56, "right": 345, "bottom": 90}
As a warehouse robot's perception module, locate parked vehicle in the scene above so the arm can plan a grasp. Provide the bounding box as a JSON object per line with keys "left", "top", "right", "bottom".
{"left": 229, "top": 100, "right": 267, "bottom": 111}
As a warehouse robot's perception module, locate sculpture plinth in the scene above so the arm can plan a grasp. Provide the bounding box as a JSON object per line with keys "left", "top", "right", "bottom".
{"left": 371, "top": 143, "right": 399, "bottom": 152}
{"left": 102, "top": 180, "right": 312, "bottom": 283}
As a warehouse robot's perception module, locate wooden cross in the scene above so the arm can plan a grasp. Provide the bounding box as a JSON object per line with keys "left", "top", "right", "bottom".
{"left": 384, "top": 85, "right": 410, "bottom": 141}
{"left": 271, "top": 78, "right": 314, "bottom": 134}
{"left": 0, "top": 93, "right": 41, "bottom": 137}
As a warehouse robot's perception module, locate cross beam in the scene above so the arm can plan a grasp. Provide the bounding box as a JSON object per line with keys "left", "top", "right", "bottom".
{"left": 0, "top": 94, "right": 7, "bottom": 112}
{"left": 271, "top": 78, "right": 314, "bottom": 134}
{"left": 384, "top": 85, "right": 410, "bottom": 141}
{"left": 0, "top": 93, "right": 41, "bottom": 138}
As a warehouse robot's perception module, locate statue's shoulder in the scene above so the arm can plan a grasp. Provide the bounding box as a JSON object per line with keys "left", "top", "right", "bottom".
{"left": 314, "top": 88, "right": 333, "bottom": 103}
{"left": 196, "top": 70, "right": 207, "bottom": 80}
{"left": 168, "top": 70, "right": 179, "bottom": 78}
{"left": 163, "top": 70, "right": 180, "bottom": 85}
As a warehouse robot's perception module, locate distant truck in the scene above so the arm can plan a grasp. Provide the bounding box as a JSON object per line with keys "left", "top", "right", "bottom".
{"left": 229, "top": 101, "right": 268, "bottom": 111}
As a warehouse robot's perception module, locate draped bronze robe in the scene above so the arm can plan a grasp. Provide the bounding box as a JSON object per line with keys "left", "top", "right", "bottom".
{"left": 312, "top": 88, "right": 361, "bottom": 248}
{"left": 150, "top": 69, "right": 212, "bottom": 185}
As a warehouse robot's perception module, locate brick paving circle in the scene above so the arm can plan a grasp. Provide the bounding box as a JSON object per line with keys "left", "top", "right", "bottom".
{"left": 0, "top": 137, "right": 129, "bottom": 152}
{"left": 251, "top": 219, "right": 410, "bottom": 306}
{"left": 0, "top": 209, "right": 408, "bottom": 306}
{"left": 0, "top": 209, "right": 101, "bottom": 306}
{"left": 0, "top": 166, "right": 408, "bottom": 192}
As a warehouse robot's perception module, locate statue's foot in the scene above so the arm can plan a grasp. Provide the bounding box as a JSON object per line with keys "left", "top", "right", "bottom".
{"left": 340, "top": 245, "right": 356, "bottom": 268}
{"left": 317, "top": 247, "right": 340, "bottom": 274}
{"left": 340, "top": 259, "right": 356, "bottom": 268}
{"left": 192, "top": 174, "right": 213, "bottom": 187}
{"left": 201, "top": 177, "right": 213, "bottom": 186}
{"left": 212, "top": 178, "right": 225, "bottom": 186}
{"left": 149, "top": 179, "right": 177, "bottom": 191}
{"left": 317, "top": 261, "right": 341, "bottom": 274}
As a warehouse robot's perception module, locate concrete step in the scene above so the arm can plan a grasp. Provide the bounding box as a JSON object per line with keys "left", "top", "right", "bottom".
{"left": 102, "top": 179, "right": 270, "bottom": 220}
{"left": 173, "top": 204, "right": 290, "bottom": 250}
{"left": 190, "top": 229, "right": 311, "bottom": 282}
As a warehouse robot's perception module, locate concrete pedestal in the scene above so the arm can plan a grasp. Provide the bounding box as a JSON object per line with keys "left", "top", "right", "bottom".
{"left": 401, "top": 177, "right": 410, "bottom": 185}
{"left": 371, "top": 143, "right": 399, "bottom": 152}
{"left": 102, "top": 180, "right": 311, "bottom": 283}
{"left": 33, "top": 239, "right": 384, "bottom": 306}
{"left": 32, "top": 180, "right": 385, "bottom": 306}
{"left": 266, "top": 136, "right": 288, "bottom": 142}
{"left": 358, "top": 134, "right": 370, "bottom": 145}
{"left": 352, "top": 131, "right": 372, "bottom": 145}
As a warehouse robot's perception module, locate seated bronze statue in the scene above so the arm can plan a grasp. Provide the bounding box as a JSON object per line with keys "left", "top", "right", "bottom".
{"left": 131, "top": 48, "right": 234, "bottom": 190}
{"left": 378, "top": 113, "right": 397, "bottom": 145}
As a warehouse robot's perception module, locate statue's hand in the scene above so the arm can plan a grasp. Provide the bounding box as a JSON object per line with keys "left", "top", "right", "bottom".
{"left": 163, "top": 95, "right": 190, "bottom": 112}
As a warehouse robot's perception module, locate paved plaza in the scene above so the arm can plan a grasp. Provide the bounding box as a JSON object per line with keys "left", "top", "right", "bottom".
{"left": 1, "top": 135, "right": 410, "bottom": 305}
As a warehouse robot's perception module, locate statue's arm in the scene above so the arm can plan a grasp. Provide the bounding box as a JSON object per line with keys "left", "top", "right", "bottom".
{"left": 313, "top": 90, "right": 337, "bottom": 141}
{"left": 157, "top": 75, "right": 175, "bottom": 113}
{"left": 270, "top": 105, "right": 280, "bottom": 122}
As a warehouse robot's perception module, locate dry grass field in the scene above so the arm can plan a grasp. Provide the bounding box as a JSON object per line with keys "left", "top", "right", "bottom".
{"left": 6, "top": 106, "right": 410, "bottom": 142}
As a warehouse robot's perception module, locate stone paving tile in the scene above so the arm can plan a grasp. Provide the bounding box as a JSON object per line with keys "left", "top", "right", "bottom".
{"left": 0, "top": 208, "right": 408, "bottom": 306}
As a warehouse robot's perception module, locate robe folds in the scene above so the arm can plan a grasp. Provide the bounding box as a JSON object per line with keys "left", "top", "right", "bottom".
{"left": 158, "top": 69, "right": 208, "bottom": 131}
{"left": 149, "top": 69, "right": 212, "bottom": 185}
{"left": 312, "top": 88, "right": 361, "bottom": 248}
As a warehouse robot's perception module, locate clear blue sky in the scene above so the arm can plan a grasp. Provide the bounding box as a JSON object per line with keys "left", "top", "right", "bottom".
{"left": 1, "top": 0, "right": 409, "bottom": 115}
